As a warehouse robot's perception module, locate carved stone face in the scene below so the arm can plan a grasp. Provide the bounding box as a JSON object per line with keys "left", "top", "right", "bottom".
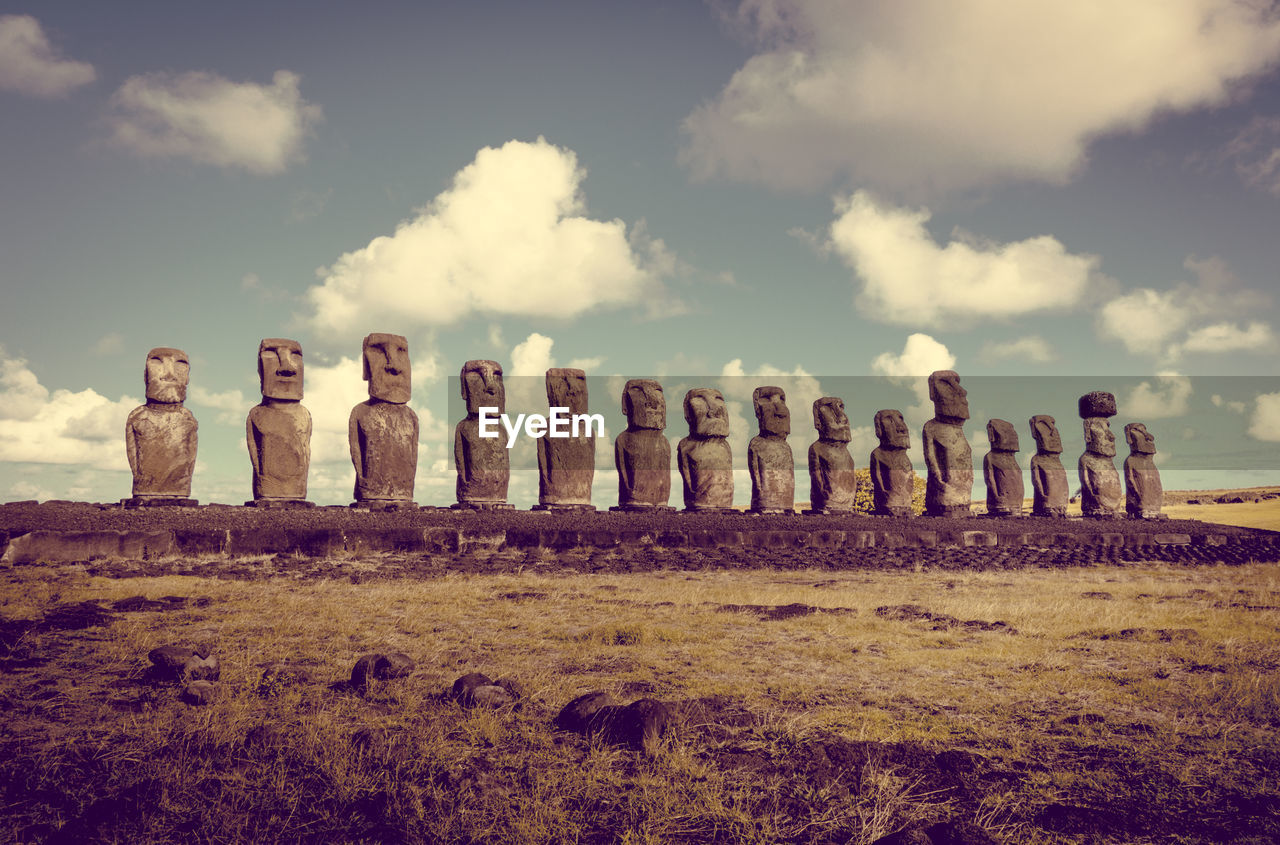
{"left": 1083, "top": 417, "right": 1116, "bottom": 457}
{"left": 144, "top": 347, "right": 189, "bottom": 404}
{"left": 684, "top": 388, "right": 729, "bottom": 437}
{"left": 813, "top": 398, "right": 852, "bottom": 442}
{"left": 461, "top": 359, "right": 504, "bottom": 415}
{"left": 1030, "top": 415, "right": 1062, "bottom": 454}
{"left": 259, "top": 338, "right": 303, "bottom": 401}
{"left": 929, "top": 370, "right": 969, "bottom": 420}
{"left": 363, "top": 333, "right": 411, "bottom": 404}
{"left": 622, "top": 379, "right": 665, "bottom": 431}
{"left": 1125, "top": 422, "right": 1156, "bottom": 455}
{"left": 986, "top": 418, "right": 1019, "bottom": 452}
{"left": 546, "top": 368, "right": 588, "bottom": 415}
{"left": 753, "top": 386, "right": 790, "bottom": 437}
{"left": 874, "top": 408, "right": 909, "bottom": 449}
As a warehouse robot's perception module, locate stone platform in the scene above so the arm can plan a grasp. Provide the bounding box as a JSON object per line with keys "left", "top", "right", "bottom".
{"left": 0, "top": 500, "right": 1275, "bottom": 569}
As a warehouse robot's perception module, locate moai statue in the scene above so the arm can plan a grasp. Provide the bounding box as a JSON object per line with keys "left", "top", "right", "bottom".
{"left": 678, "top": 388, "right": 734, "bottom": 512}
{"left": 806, "top": 398, "right": 857, "bottom": 514}
{"left": 870, "top": 409, "right": 914, "bottom": 517}
{"left": 983, "top": 419, "right": 1023, "bottom": 517}
{"left": 535, "top": 367, "right": 595, "bottom": 511}
{"left": 612, "top": 379, "right": 673, "bottom": 511}
{"left": 748, "top": 386, "right": 794, "bottom": 514}
{"left": 1078, "top": 391, "right": 1122, "bottom": 518}
{"left": 247, "top": 339, "right": 312, "bottom": 507}
{"left": 454, "top": 359, "right": 512, "bottom": 509}
{"left": 124, "top": 347, "right": 199, "bottom": 506}
{"left": 922, "top": 370, "right": 973, "bottom": 517}
{"left": 1028, "top": 415, "right": 1069, "bottom": 518}
{"left": 349, "top": 333, "right": 418, "bottom": 510}
{"left": 1124, "top": 422, "right": 1163, "bottom": 519}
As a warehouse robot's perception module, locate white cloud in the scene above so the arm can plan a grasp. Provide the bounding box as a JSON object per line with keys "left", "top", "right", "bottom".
{"left": 1123, "top": 374, "right": 1193, "bottom": 419}
{"left": 978, "top": 335, "right": 1057, "bottom": 365}
{"left": 0, "top": 352, "right": 137, "bottom": 470}
{"left": 188, "top": 386, "right": 248, "bottom": 426}
{"left": 305, "top": 138, "right": 676, "bottom": 338}
{"left": 107, "top": 69, "right": 321, "bottom": 173}
{"left": 568, "top": 356, "right": 606, "bottom": 372}
{"left": 0, "top": 15, "right": 95, "bottom": 98}
{"left": 870, "top": 333, "right": 956, "bottom": 379}
{"left": 1223, "top": 116, "right": 1280, "bottom": 195}
{"left": 828, "top": 191, "right": 1095, "bottom": 328}
{"left": 1248, "top": 392, "right": 1280, "bottom": 442}
{"left": 1211, "top": 394, "right": 1247, "bottom": 414}
{"left": 1097, "top": 255, "right": 1274, "bottom": 361}
{"left": 510, "top": 333, "right": 556, "bottom": 378}
{"left": 681, "top": 0, "right": 1280, "bottom": 193}
{"left": 91, "top": 333, "right": 125, "bottom": 357}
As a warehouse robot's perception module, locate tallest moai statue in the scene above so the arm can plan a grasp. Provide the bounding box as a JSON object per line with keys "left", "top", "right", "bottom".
{"left": 1078, "top": 391, "right": 1121, "bottom": 518}
{"left": 922, "top": 370, "right": 973, "bottom": 517}
{"left": 124, "top": 347, "right": 198, "bottom": 506}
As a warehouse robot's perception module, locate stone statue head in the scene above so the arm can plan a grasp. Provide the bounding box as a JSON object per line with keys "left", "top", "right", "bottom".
{"left": 928, "top": 370, "right": 969, "bottom": 421}
{"left": 546, "top": 368, "right": 588, "bottom": 415}
{"left": 814, "top": 398, "right": 852, "bottom": 443}
{"left": 622, "top": 379, "right": 665, "bottom": 431}
{"left": 258, "top": 338, "right": 303, "bottom": 401}
{"left": 1029, "top": 415, "right": 1062, "bottom": 454}
{"left": 1078, "top": 391, "right": 1117, "bottom": 419}
{"left": 461, "top": 359, "right": 504, "bottom": 415}
{"left": 363, "top": 333, "right": 411, "bottom": 404}
{"left": 986, "top": 418, "right": 1019, "bottom": 452}
{"left": 753, "top": 386, "right": 790, "bottom": 437}
{"left": 874, "top": 409, "right": 910, "bottom": 449}
{"left": 684, "top": 388, "right": 729, "bottom": 438}
{"left": 144, "top": 347, "right": 189, "bottom": 404}
{"left": 1125, "top": 422, "right": 1156, "bottom": 455}
{"left": 1083, "top": 417, "right": 1116, "bottom": 457}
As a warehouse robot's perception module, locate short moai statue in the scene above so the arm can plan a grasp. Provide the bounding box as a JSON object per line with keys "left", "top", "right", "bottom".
{"left": 1028, "top": 415, "right": 1069, "bottom": 517}
{"left": 1124, "top": 422, "right": 1163, "bottom": 519}
{"left": 454, "top": 359, "right": 512, "bottom": 509}
{"left": 247, "top": 339, "right": 313, "bottom": 507}
{"left": 922, "top": 370, "right": 973, "bottom": 517}
{"left": 983, "top": 419, "right": 1023, "bottom": 517}
{"left": 349, "top": 333, "right": 418, "bottom": 510}
{"left": 612, "top": 379, "right": 673, "bottom": 511}
{"left": 870, "top": 408, "right": 914, "bottom": 517}
{"left": 805, "top": 398, "right": 857, "bottom": 514}
{"left": 1078, "top": 391, "right": 1122, "bottom": 518}
{"left": 748, "top": 386, "right": 794, "bottom": 514}
{"left": 678, "top": 388, "right": 734, "bottom": 512}
{"left": 535, "top": 367, "right": 595, "bottom": 511}
{"left": 124, "top": 347, "right": 199, "bottom": 506}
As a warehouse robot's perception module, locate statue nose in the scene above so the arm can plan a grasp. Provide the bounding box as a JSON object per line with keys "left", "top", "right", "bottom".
{"left": 278, "top": 368, "right": 296, "bottom": 377}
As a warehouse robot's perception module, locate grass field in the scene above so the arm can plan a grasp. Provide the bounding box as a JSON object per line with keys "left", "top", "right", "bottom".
{"left": 2, "top": 543, "right": 1278, "bottom": 843}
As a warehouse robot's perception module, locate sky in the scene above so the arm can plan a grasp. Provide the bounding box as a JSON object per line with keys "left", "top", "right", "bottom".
{"left": 2, "top": 0, "right": 1280, "bottom": 508}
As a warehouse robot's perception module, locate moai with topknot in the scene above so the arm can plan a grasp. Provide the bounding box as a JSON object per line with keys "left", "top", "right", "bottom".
{"left": 454, "top": 359, "right": 512, "bottom": 509}
{"left": 349, "top": 333, "right": 417, "bottom": 510}
{"left": 1028, "top": 415, "right": 1069, "bottom": 518}
{"left": 922, "top": 370, "right": 973, "bottom": 517}
{"left": 983, "top": 419, "right": 1023, "bottom": 517}
{"left": 870, "top": 409, "right": 914, "bottom": 517}
{"left": 535, "top": 367, "right": 595, "bottom": 511}
{"left": 806, "top": 397, "right": 857, "bottom": 514}
{"left": 1078, "top": 391, "right": 1122, "bottom": 518}
{"left": 612, "top": 379, "right": 672, "bottom": 511}
{"left": 678, "top": 388, "right": 734, "bottom": 512}
{"left": 748, "top": 386, "right": 794, "bottom": 514}
{"left": 247, "top": 339, "right": 313, "bottom": 507}
{"left": 124, "top": 347, "right": 198, "bottom": 506}
{"left": 1124, "top": 422, "right": 1163, "bottom": 519}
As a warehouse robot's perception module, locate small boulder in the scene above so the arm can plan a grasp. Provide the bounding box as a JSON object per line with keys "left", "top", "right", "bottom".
{"left": 182, "top": 653, "right": 219, "bottom": 682}
{"left": 451, "top": 672, "right": 494, "bottom": 705}
{"left": 376, "top": 652, "right": 414, "bottom": 679}
{"left": 470, "top": 685, "right": 516, "bottom": 708}
{"left": 182, "top": 680, "right": 217, "bottom": 706}
{"left": 621, "top": 698, "right": 671, "bottom": 752}
{"left": 555, "top": 691, "right": 619, "bottom": 732}
{"left": 493, "top": 677, "right": 525, "bottom": 700}
{"left": 148, "top": 645, "right": 196, "bottom": 680}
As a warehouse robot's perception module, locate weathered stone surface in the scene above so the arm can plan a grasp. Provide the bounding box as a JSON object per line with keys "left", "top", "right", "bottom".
{"left": 613, "top": 379, "right": 672, "bottom": 510}
{"left": 678, "top": 388, "right": 734, "bottom": 512}
{"left": 1029, "top": 415, "right": 1069, "bottom": 517}
{"left": 470, "top": 685, "right": 516, "bottom": 708}
{"left": 183, "top": 653, "right": 220, "bottom": 682}
{"left": 555, "top": 690, "right": 619, "bottom": 732}
{"left": 537, "top": 368, "right": 595, "bottom": 509}
{"left": 1, "top": 529, "right": 174, "bottom": 564}
{"left": 870, "top": 408, "right": 913, "bottom": 517}
{"left": 454, "top": 360, "right": 510, "bottom": 508}
{"left": 807, "top": 397, "right": 857, "bottom": 514}
{"left": 149, "top": 645, "right": 196, "bottom": 680}
{"left": 126, "top": 347, "right": 198, "bottom": 501}
{"left": 983, "top": 419, "right": 1023, "bottom": 517}
{"left": 247, "top": 339, "right": 311, "bottom": 503}
{"left": 923, "top": 371, "right": 972, "bottom": 517}
{"left": 451, "top": 672, "right": 494, "bottom": 705}
{"left": 1124, "top": 422, "right": 1163, "bottom": 519}
{"left": 748, "top": 386, "right": 794, "bottom": 513}
{"left": 1079, "top": 397, "right": 1121, "bottom": 518}
{"left": 350, "top": 333, "right": 417, "bottom": 505}
{"left": 352, "top": 652, "right": 414, "bottom": 690}
{"left": 182, "top": 680, "right": 217, "bottom": 706}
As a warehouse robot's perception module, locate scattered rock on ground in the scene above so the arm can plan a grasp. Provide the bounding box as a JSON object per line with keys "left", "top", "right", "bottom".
{"left": 555, "top": 691, "right": 619, "bottom": 732}
{"left": 351, "top": 652, "right": 415, "bottom": 690}
{"left": 182, "top": 680, "right": 217, "bottom": 706}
